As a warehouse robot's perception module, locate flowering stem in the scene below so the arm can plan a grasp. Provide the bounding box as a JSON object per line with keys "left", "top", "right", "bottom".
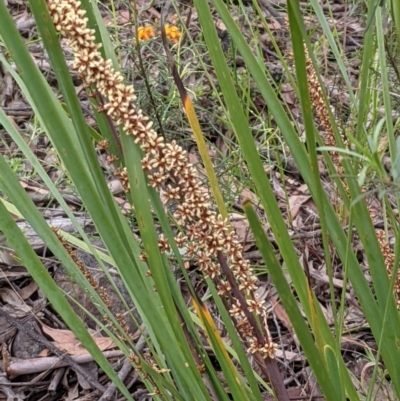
{"left": 217, "top": 251, "right": 288, "bottom": 400}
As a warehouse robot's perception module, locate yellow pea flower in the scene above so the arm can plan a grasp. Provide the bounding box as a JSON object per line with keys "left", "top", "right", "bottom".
{"left": 137, "top": 26, "right": 155, "bottom": 41}
{"left": 160, "top": 24, "right": 181, "bottom": 44}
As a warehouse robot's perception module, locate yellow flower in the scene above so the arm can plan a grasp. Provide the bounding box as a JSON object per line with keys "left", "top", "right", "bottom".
{"left": 161, "top": 24, "right": 181, "bottom": 44}
{"left": 137, "top": 26, "right": 155, "bottom": 41}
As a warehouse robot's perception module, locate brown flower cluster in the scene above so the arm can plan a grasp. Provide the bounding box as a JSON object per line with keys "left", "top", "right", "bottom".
{"left": 51, "top": 227, "right": 137, "bottom": 341}
{"left": 51, "top": 227, "right": 109, "bottom": 304}
{"left": 305, "top": 51, "right": 343, "bottom": 174}
{"left": 47, "top": 0, "right": 276, "bottom": 358}
{"left": 376, "top": 229, "right": 400, "bottom": 306}
{"left": 305, "top": 50, "right": 400, "bottom": 307}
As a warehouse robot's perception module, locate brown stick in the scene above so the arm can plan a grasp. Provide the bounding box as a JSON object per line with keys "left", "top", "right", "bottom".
{"left": 6, "top": 350, "right": 124, "bottom": 377}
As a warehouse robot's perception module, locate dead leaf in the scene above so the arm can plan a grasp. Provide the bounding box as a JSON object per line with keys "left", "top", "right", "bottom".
{"left": 0, "top": 265, "right": 31, "bottom": 283}
{"left": 280, "top": 83, "right": 296, "bottom": 105}
{"left": 0, "top": 288, "right": 31, "bottom": 315}
{"left": 40, "top": 324, "right": 116, "bottom": 356}
{"left": 268, "top": 20, "right": 282, "bottom": 30}
{"left": 230, "top": 213, "right": 253, "bottom": 251}
{"left": 270, "top": 294, "right": 293, "bottom": 334}
{"left": 239, "top": 188, "right": 261, "bottom": 206}
{"left": 288, "top": 194, "right": 311, "bottom": 219}
{"left": 17, "top": 281, "right": 38, "bottom": 300}
{"left": 118, "top": 10, "right": 131, "bottom": 24}
{"left": 0, "top": 248, "right": 17, "bottom": 265}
